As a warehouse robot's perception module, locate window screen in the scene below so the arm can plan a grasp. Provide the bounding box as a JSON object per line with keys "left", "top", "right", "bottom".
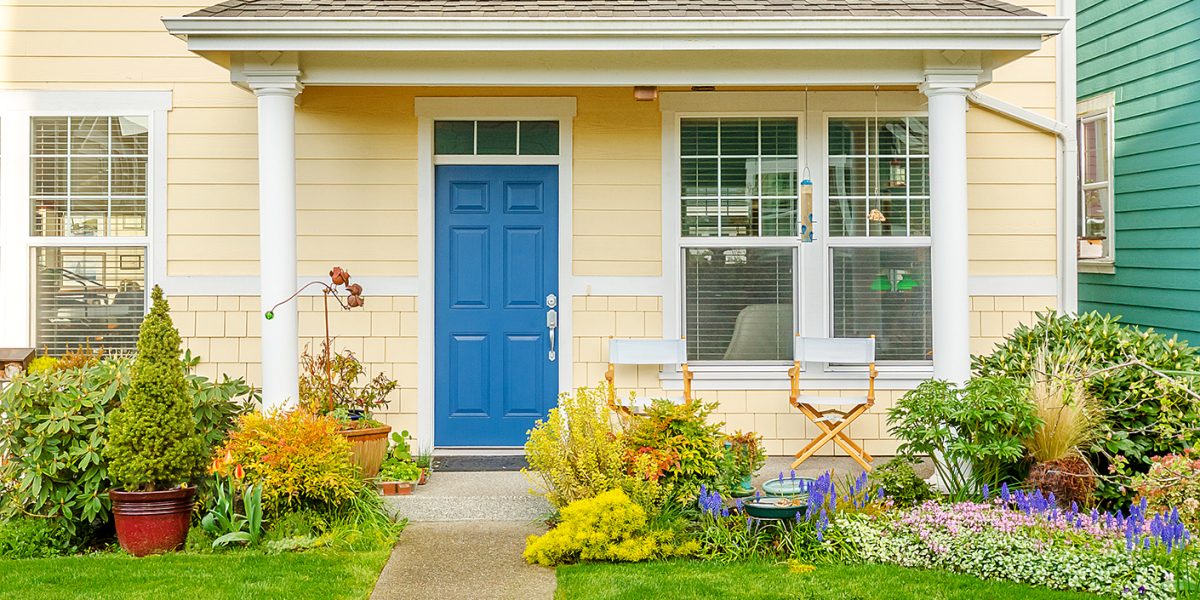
{"left": 684, "top": 247, "right": 794, "bottom": 361}
{"left": 828, "top": 117, "right": 928, "bottom": 237}
{"left": 34, "top": 247, "right": 146, "bottom": 356}
{"left": 831, "top": 247, "right": 931, "bottom": 361}
{"left": 30, "top": 116, "right": 149, "bottom": 237}
{"left": 680, "top": 118, "right": 799, "bottom": 238}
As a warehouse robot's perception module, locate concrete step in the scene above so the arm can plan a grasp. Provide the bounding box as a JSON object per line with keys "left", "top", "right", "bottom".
{"left": 383, "top": 471, "right": 552, "bottom": 522}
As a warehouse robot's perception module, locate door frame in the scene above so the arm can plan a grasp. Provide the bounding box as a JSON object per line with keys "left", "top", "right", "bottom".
{"left": 415, "top": 97, "right": 577, "bottom": 452}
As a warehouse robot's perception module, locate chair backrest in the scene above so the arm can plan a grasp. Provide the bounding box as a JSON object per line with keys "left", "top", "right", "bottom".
{"left": 794, "top": 337, "right": 875, "bottom": 364}
{"left": 609, "top": 339, "right": 688, "bottom": 366}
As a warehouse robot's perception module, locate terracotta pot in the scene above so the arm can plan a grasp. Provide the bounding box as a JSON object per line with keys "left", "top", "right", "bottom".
{"left": 338, "top": 424, "right": 392, "bottom": 478}
{"left": 109, "top": 487, "right": 197, "bottom": 557}
{"left": 418, "top": 468, "right": 428, "bottom": 485}
{"left": 380, "top": 481, "right": 415, "bottom": 496}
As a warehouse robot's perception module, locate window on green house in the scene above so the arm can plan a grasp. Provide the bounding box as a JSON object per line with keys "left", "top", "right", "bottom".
{"left": 1077, "top": 100, "right": 1114, "bottom": 263}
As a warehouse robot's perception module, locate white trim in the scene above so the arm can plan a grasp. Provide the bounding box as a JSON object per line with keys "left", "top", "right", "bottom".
{"left": 165, "top": 16, "right": 1066, "bottom": 53}
{"left": 159, "top": 275, "right": 419, "bottom": 297}
{"left": 1058, "top": 0, "right": 1080, "bottom": 313}
{"left": 1076, "top": 94, "right": 1115, "bottom": 268}
{"left": 0, "top": 90, "right": 171, "bottom": 349}
{"left": 415, "top": 96, "right": 575, "bottom": 452}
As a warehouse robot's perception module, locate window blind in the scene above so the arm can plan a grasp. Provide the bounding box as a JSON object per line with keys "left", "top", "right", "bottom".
{"left": 684, "top": 247, "right": 794, "bottom": 361}
{"left": 831, "top": 247, "right": 931, "bottom": 361}
{"left": 34, "top": 247, "right": 145, "bottom": 356}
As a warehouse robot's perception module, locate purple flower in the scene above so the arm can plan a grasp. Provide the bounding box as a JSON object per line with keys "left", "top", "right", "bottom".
{"left": 982, "top": 483, "right": 990, "bottom": 501}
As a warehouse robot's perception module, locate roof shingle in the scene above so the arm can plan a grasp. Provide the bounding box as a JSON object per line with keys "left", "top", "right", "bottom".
{"left": 185, "top": 0, "right": 1044, "bottom": 19}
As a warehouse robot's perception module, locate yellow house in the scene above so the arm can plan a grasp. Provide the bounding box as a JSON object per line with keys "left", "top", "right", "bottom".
{"left": 0, "top": 0, "right": 1076, "bottom": 457}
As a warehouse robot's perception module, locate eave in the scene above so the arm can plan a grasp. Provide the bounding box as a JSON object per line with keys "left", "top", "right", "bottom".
{"left": 163, "top": 16, "right": 1067, "bottom": 53}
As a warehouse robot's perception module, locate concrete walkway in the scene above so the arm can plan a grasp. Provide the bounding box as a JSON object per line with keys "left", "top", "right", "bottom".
{"left": 370, "top": 520, "right": 555, "bottom": 600}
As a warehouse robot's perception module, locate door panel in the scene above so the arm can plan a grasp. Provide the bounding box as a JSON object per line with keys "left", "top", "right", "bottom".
{"left": 435, "top": 165, "right": 558, "bottom": 446}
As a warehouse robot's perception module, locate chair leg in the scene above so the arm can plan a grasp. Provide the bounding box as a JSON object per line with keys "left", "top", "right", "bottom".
{"left": 792, "top": 403, "right": 874, "bottom": 471}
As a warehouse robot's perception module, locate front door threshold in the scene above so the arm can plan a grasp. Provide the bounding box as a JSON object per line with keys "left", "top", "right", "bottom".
{"left": 434, "top": 447, "right": 525, "bottom": 456}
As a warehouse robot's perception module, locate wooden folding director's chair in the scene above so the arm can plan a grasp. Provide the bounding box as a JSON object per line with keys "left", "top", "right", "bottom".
{"left": 789, "top": 335, "right": 877, "bottom": 471}
{"left": 604, "top": 338, "right": 693, "bottom": 418}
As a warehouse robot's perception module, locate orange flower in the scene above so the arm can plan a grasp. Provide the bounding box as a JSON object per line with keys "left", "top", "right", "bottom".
{"left": 209, "top": 457, "right": 222, "bottom": 474}
{"left": 234, "top": 464, "right": 245, "bottom": 479}
{"left": 224, "top": 449, "right": 234, "bottom": 464}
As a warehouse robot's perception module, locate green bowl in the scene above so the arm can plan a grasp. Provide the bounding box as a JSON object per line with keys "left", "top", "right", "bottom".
{"left": 761, "top": 477, "right": 814, "bottom": 497}
{"left": 742, "top": 496, "right": 805, "bottom": 520}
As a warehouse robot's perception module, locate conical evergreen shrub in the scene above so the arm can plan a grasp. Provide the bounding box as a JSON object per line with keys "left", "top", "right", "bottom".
{"left": 105, "top": 286, "right": 205, "bottom": 491}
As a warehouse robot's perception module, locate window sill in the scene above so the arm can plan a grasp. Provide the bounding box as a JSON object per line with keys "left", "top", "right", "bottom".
{"left": 1078, "top": 260, "right": 1115, "bottom": 274}
{"left": 659, "top": 365, "right": 932, "bottom": 391}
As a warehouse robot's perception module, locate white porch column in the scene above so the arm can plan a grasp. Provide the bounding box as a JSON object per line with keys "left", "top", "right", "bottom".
{"left": 251, "top": 77, "right": 303, "bottom": 411}
{"left": 921, "top": 73, "right": 977, "bottom": 385}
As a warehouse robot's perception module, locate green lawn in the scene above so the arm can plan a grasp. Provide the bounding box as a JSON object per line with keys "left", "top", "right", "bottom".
{"left": 0, "top": 549, "right": 391, "bottom": 600}
{"left": 556, "top": 560, "right": 1100, "bottom": 600}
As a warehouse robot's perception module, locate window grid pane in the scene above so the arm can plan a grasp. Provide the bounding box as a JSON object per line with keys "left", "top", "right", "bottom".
{"left": 685, "top": 247, "right": 794, "bottom": 361}
{"left": 34, "top": 246, "right": 145, "bottom": 356}
{"left": 433, "top": 120, "right": 559, "bottom": 156}
{"left": 30, "top": 116, "right": 148, "bottom": 237}
{"left": 680, "top": 117, "right": 799, "bottom": 238}
{"left": 831, "top": 247, "right": 932, "bottom": 361}
{"left": 828, "top": 117, "right": 928, "bottom": 238}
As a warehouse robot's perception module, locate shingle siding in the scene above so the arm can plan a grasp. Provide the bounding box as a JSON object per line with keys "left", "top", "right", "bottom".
{"left": 186, "top": 0, "right": 1042, "bottom": 18}
{"left": 1077, "top": 0, "right": 1200, "bottom": 344}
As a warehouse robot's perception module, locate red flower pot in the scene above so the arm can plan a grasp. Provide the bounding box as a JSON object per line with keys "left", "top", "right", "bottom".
{"left": 109, "top": 487, "right": 197, "bottom": 556}
{"left": 381, "top": 481, "right": 415, "bottom": 496}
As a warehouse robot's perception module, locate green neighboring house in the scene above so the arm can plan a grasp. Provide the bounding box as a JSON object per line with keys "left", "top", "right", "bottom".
{"left": 1076, "top": 0, "right": 1200, "bottom": 344}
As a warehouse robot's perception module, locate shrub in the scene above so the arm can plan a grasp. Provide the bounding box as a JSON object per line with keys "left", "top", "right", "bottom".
{"left": 622, "top": 399, "right": 726, "bottom": 502}
{"left": 522, "top": 489, "right": 698, "bottom": 566}
{"left": 524, "top": 385, "right": 628, "bottom": 509}
{"left": 25, "top": 356, "right": 59, "bottom": 375}
{"left": 186, "top": 351, "right": 256, "bottom": 449}
{"left": 868, "top": 457, "right": 934, "bottom": 508}
{"left": 0, "top": 352, "right": 253, "bottom": 541}
{"left": 105, "top": 287, "right": 206, "bottom": 491}
{"left": 1024, "top": 346, "right": 1098, "bottom": 464}
{"left": 217, "top": 410, "right": 362, "bottom": 516}
{"left": 887, "top": 376, "right": 1040, "bottom": 499}
{"left": 974, "top": 311, "right": 1200, "bottom": 503}
{"left": 720, "top": 430, "right": 766, "bottom": 492}
{"left": 1133, "top": 450, "right": 1200, "bottom": 531}
{"left": 0, "top": 518, "right": 77, "bottom": 558}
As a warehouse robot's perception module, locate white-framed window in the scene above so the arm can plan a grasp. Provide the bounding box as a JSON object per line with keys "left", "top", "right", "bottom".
{"left": 826, "top": 115, "right": 933, "bottom": 363}
{"left": 0, "top": 91, "right": 168, "bottom": 355}
{"left": 1077, "top": 95, "right": 1115, "bottom": 264}
{"left": 678, "top": 116, "right": 801, "bottom": 363}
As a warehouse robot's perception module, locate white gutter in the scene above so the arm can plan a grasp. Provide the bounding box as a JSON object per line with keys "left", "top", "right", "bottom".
{"left": 967, "top": 91, "right": 1069, "bottom": 136}
{"left": 163, "top": 15, "right": 1067, "bottom": 52}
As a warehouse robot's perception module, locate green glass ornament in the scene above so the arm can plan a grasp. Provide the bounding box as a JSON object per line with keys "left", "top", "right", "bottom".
{"left": 264, "top": 311, "right": 274, "bottom": 320}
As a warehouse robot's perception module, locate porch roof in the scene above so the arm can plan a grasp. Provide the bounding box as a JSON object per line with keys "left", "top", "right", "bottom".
{"left": 187, "top": 0, "right": 1042, "bottom": 19}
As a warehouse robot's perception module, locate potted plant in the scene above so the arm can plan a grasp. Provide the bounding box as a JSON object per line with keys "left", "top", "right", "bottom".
{"left": 298, "top": 342, "right": 397, "bottom": 477}
{"left": 379, "top": 431, "right": 421, "bottom": 495}
{"left": 415, "top": 449, "right": 434, "bottom": 485}
{"left": 105, "top": 286, "right": 207, "bottom": 556}
{"left": 723, "top": 430, "right": 766, "bottom": 497}
{"left": 271, "top": 267, "right": 397, "bottom": 478}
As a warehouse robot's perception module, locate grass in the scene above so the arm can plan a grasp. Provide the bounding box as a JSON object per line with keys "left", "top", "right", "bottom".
{"left": 0, "top": 549, "right": 391, "bottom": 600}
{"left": 556, "top": 559, "right": 1100, "bottom": 600}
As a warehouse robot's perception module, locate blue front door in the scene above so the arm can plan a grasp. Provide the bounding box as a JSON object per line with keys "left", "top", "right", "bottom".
{"left": 434, "top": 165, "right": 559, "bottom": 447}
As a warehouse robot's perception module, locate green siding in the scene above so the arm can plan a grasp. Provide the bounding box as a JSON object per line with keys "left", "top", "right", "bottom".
{"left": 1077, "top": 0, "right": 1200, "bottom": 344}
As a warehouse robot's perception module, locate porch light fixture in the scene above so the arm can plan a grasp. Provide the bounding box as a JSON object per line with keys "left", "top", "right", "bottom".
{"left": 633, "top": 86, "right": 658, "bottom": 101}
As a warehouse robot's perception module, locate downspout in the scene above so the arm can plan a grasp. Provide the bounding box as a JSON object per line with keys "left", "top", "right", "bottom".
{"left": 1058, "top": 0, "right": 1080, "bottom": 315}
